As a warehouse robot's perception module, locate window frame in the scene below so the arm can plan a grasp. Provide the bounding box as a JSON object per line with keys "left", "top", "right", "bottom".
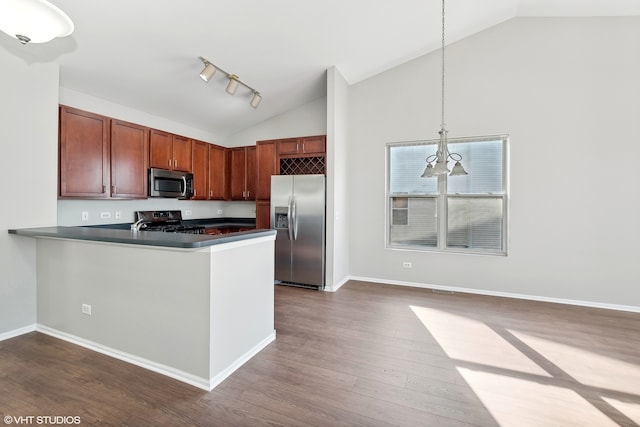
{"left": 386, "top": 134, "right": 509, "bottom": 256}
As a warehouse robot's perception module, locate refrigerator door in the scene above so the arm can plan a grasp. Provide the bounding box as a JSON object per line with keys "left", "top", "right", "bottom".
{"left": 291, "top": 175, "right": 325, "bottom": 288}
{"left": 271, "top": 176, "right": 294, "bottom": 283}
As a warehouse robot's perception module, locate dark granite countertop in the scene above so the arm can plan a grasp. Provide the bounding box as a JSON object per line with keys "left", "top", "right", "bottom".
{"left": 8, "top": 226, "right": 274, "bottom": 249}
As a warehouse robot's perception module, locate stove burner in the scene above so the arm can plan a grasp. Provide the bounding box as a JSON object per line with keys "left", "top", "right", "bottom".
{"left": 134, "top": 210, "right": 205, "bottom": 234}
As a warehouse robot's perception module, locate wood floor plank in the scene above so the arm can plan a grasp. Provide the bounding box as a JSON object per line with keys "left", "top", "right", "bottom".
{"left": 1, "top": 280, "right": 639, "bottom": 426}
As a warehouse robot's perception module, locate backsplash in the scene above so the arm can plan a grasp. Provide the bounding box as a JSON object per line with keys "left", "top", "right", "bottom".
{"left": 57, "top": 199, "right": 256, "bottom": 226}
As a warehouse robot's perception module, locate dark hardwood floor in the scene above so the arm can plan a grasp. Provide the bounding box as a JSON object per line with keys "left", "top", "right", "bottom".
{"left": 1, "top": 280, "right": 639, "bottom": 426}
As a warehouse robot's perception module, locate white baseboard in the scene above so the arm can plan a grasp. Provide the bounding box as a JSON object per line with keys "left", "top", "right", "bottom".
{"left": 37, "top": 325, "right": 275, "bottom": 391}
{"left": 208, "top": 330, "right": 276, "bottom": 391}
{"left": 347, "top": 275, "right": 640, "bottom": 313}
{"left": 324, "top": 276, "right": 350, "bottom": 292}
{"left": 0, "top": 324, "right": 36, "bottom": 342}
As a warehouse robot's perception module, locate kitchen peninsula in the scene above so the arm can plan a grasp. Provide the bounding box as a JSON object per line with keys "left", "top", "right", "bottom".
{"left": 8, "top": 226, "right": 276, "bottom": 391}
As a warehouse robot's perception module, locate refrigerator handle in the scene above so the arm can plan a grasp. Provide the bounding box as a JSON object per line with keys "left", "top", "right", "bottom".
{"left": 292, "top": 196, "right": 298, "bottom": 240}
{"left": 287, "top": 196, "right": 294, "bottom": 241}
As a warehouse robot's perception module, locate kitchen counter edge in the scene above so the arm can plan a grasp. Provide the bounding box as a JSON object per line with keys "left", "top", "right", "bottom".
{"left": 8, "top": 226, "right": 275, "bottom": 249}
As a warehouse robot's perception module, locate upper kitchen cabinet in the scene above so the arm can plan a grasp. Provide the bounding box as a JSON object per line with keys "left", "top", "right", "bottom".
{"left": 277, "top": 135, "right": 326, "bottom": 157}
{"left": 110, "top": 120, "right": 149, "bottom": 199}
{"left": 230, "top": 146, "right": 256, "bottom": 201}
{"left": 59, "top": 106, "right": 149, "bottom": 199}
{"left": 256, "top": 140, "right": 277, "bottom": 200}
{"left": 191, "top": 140, "right": 209, "bottom": 200}
{"left": 59, "top": 106, "right": 110, "bottom": 198}
{"left": 149, "top": 130, "right": 193, "bottom": 172}
{"left": 208, "top": 144, "right": 229, "bottom": 200}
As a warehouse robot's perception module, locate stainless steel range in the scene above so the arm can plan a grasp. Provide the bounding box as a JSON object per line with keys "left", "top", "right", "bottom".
{"left": 132, "top": 210, "right": 205, "bottom": 234}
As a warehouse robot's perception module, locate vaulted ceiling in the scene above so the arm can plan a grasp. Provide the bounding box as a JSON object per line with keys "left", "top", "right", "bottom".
{"left": 3, "top": 0, "right": 638, "bottom": 139}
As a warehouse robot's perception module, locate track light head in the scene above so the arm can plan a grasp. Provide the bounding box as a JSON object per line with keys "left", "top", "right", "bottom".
{"left": 199, "top": 62, "right": 216, "bottom": 82}
{"left": 250, "top": 92, "right": 262, "bottom": 109}
{"left": 226, "top": 75, "right": 240, "bottom": 95}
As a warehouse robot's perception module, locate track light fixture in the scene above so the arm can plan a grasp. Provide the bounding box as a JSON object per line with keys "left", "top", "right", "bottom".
{"left": 198, "top": 57, "right": 262, "bottom": 109}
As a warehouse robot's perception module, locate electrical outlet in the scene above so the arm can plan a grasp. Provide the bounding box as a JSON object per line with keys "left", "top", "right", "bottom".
{"left": 403, "top": 262, "right": 412, "bottom": 269}
{"left": 185, "top": 210, "right": 192, "bottom": 216}
{"left": 115, "top": 211, "right": 122, "bottom": 220}
{"left": 100, "top": 212, "right": 111, "bottom": 219}
{"left": 217, "top": 209, "right": 223, "bottom": 215}
{"left": 82, "top": 304, "right": 92, "bottom": 315}
{"left": 81, "top": 211, "right": 89, "bottom": 221}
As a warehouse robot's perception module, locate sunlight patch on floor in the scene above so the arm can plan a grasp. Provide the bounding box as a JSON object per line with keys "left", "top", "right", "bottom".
{"left": 458, "top": 368, "right": 618, "bottom": 427}
{"left": 602, "top": 397, "right": 640, "bottom": 425}
{"left": 409, "top": 305, "right": 549, "bottom": 376}
{"left": 510, "top": 330, "right": 640, "bottom": 396}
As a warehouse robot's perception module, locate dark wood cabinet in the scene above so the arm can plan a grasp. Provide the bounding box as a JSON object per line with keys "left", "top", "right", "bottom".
{"left": 149, "top": 129, "right": 192, "bottom": 172}
{"left": 59, "top": 107, "right": 148, "bottom": 199}
{"left": 256, "top": 140, "right": 277, "bottom": 200}
{"left": 191, "top": 140, "right": 209, "bottom": 200}
{"left": 256, "top": 201, "right": 271, "bottom": 230}
{"left": 276, "top": 135, "right": 326, "bottom": 156}
{"left": 59, "top": 106, "right": 110, "bottom": 198}
{"left": 110, "top": 120, "right": 149, "bottom": 199}
{"left": 208, "top": 144, "right": 228, "bottom": 200}
{"left": 230, "top": 146, "right": 256, "bottom": 200}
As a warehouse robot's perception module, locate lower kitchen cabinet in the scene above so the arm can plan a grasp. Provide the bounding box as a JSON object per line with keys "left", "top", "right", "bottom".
{"left": 256, "top": 201, "right": 271, "bottom": 230}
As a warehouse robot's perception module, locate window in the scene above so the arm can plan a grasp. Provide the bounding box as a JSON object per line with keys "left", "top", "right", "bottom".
{"left": 387, "top": 135, "right": 508, "bottom": 255}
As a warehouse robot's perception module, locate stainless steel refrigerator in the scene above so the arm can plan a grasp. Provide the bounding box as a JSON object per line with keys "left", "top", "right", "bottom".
{"left": 271, "top": 174, "right": 325, "bottom": 289}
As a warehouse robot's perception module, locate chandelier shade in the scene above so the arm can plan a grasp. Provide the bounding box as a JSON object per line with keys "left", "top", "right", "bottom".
{"left": 0, "top": 0, "right": 74, "bottom": 44}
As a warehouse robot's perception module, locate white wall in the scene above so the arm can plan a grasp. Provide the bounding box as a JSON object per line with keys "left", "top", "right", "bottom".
{"left": 0, "top": 48, "right": 59, "bottom": 335}
{"left": 223, "top": 97, "right": 327, "bottom": 147}
{"left": 325, "top": 67, "right": 350, "bottom": 290}
{"left": 348, "top": 17, "right": 640, "bottom": 309}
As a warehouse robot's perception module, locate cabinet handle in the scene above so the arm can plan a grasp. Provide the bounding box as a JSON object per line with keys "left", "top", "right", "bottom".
{"left": 112, "top": 185, "right": 116, "bottom": 195}
{"left": 102, "top": 185, "right": 106, "bottom": 194}
{"left": 210, "top": 190, "right": 213, "bottom": 198}
{"left": 174, "top": 159, "right": 177, "bottom": 168}
{"left": 296, "top": 142, "right": 299, "bottom": 152}
{"left": 168, "top": 159, "right": 172, "bottom": 168}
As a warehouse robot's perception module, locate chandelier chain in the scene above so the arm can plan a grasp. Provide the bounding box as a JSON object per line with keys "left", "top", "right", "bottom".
{"left": 441, "top": 0, "right": 446, "bottom": 128}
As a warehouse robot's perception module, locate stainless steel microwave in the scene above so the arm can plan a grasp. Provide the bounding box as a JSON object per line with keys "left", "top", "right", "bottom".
{"left": 148, "top": 168, "right": 194, "bottom": 199}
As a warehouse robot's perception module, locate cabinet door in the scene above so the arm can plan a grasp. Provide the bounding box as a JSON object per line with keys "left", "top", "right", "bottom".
{"left": 59, "top": 106, "right": 110, "bottom": 198}
{"left": 110, "top": 120, "right": 149, "bottom": 199}
{"left": 256, "top": 201, "right": 271, "bottom": 229}
{"left": 229, "top": 147, "right": 247, "bottom": 200}
{"left": 246, "top": 146, "right": 257, "bottom": 200}
{"left": 256, "top": 141, "right": 277, "bottom": 200}
{"left": 301, "top": 135, "right": 326, "bottom": 154}
{"left": 276, "top": 138, "right": 300, "bottom": 155}
{"left": 172, "top": 135, "right": 193, "bottom": 172}
{"left": 149, "top": 129, "right": 172, "bottom": 169}
{"left": 208, "top": 144, "right": 228, "bottom": 200}
{"left": 191, "top": 140, "right": 208, "bottom": 200}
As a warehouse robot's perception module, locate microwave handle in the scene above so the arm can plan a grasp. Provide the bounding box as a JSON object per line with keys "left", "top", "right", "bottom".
{"left": 181, "top": 176, "right": 187, "bottom": 196}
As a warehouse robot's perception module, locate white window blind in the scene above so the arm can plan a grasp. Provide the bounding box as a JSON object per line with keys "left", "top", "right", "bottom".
{"left": 387, "top": 135, "right": 508, "bottom": 255}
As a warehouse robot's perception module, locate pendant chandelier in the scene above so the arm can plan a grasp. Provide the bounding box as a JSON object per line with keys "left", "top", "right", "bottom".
{"left": 422, "top": 0, "right": 467, "bottom": 178}
{"left": 0, "top": 0, "right": 74, "bottom": 45}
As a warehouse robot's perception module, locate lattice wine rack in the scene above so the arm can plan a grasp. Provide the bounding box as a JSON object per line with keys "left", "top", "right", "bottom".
{"left": 280, "top": 156, "right": 325, "bottom": 175}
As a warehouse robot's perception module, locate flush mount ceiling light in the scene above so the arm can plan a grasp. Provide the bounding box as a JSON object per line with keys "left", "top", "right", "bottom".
{"left": 422, "top": 0, "right": 467, "bottom": 178}
{"left": 0, "top": 0, "right": 74, "bottom": 44}
{"left": 198, "top": 56, "right": 262, "bottom": 109}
